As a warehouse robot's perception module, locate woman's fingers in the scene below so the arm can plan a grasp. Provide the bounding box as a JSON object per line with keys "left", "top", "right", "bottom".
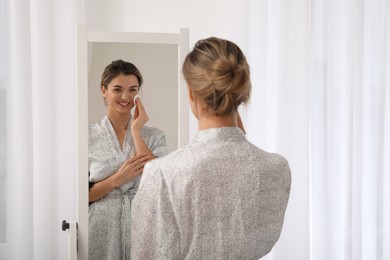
{"left": 132, "top": 154, "right": 151, "bottom": 166}
{"left": 128, "top": 153, "right": 149, "bottom": 163}
{"left": 116, "top": 154, "right": 156, "bottom": 185}
{"left": 134, "top": 97, "right": 145, "bottom": 113}
{"left": 131, "top": 98, "right": 149, "bottom": 131}
{"left": 129, "top": 154, "right": 154, "bottom": 174}
{"left": 133, "top": 159, "right": 148, "bottom": 173}
{"left": 133, "top": 98, "right": 148, "bottom": 122}
{"left": 126, "top": 154, "right": 152, "bottom": 169}
{"left": 133, "top": 106, "right": 139, "bottom": 119}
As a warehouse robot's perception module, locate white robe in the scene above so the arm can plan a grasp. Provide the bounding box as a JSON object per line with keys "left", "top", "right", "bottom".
{"left": 131, "top": 127, "right": 291, "bottom": 260}
{"left": 88, "top": 116, "right": 167, "bottom": 260}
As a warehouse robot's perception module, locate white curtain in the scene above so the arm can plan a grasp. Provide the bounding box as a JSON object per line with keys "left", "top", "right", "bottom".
{"left": 0, "top": 0, "right": 7, "bottom": 257}
{"left": 245, "top": 1, "right": 312, "bottom": 259}
{"left": 2, "top": 0, "right": 389, "bottom": 259}
{"left": 310, "top": 0, "right": 390, "bottom": 259}
{"left": 245, "top": 0, "right": 390, "bottom": 259}
{"left": 4, "top": 0, "right": 83, "bottom": 259}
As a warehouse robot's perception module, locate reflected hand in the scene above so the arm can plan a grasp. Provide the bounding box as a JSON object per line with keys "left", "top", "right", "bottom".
{"left": 114, "top": 153, "right": 152, "bottom": 186}
{"left": 131, "top": 97, "right": 149, "bottom": 133}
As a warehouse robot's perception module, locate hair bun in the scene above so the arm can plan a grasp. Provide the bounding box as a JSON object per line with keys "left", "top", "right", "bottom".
{"left": 183, "top": 37, "right": 251, "bottom": 116}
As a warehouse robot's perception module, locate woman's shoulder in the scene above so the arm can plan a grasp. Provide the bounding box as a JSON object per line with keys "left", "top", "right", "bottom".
{"left": 89, "top": 117, "right": 114, "bottom": 141}
{"left": 247, "top": 143, "right": 290, "bottom": 167}
{"left": 88, "top": 118, "right": 107, "bottom": 138}
{"left": 249, "top": 145, "right": 291, "bottom": 183}
{"left": 265, "top": 152, "right": 290, "bottom": 174}
{"left": 89, "top": 116, "right": 108, "bottom": 130}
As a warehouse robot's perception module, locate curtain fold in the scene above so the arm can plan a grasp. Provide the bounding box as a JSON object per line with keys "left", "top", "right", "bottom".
{"left": 0, "top": 0, "right": 7, "bottom": 254}
{"left": 383, "top": 4, "right": 390, "bottom": 259}
{"left": 5, "top": 0, "right": 82, "bottom": 259}
{"left": 246, "top": 1, "right": 312, "bottom": 260}
{"left": 30, "top": 1, "right": 57, "bottom": 258}
{"left": 245, "top": 0, "right": 389, "bottom": 259}
{"left": 310, "top": 0, "right": 389, "bottom": 260}
{"left": 7, "top": 0, "right": 34, "bottom": 258}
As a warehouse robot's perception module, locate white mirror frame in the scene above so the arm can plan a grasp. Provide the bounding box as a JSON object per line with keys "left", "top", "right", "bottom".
{"left": 76, "top": 25, "right": 189, "bottom": 260}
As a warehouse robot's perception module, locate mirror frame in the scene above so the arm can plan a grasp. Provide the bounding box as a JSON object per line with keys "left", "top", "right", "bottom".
{"left": 76, "top": 25, "right": 189, "bottom": 260}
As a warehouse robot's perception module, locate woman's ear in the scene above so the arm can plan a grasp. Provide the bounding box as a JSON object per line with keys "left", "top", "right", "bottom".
{"left": 101, "top": 86, "right": 107, "bottom": 96}
{"left": 101, "top": 86, "right": 108, "bottom": 104}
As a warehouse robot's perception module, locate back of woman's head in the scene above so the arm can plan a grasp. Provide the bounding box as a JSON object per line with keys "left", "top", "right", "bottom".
{"left": 182, "top": 37, "right": 251, "bottom": 116}
{"left": 101, "top": 59, "right": 143, "bottom": 89}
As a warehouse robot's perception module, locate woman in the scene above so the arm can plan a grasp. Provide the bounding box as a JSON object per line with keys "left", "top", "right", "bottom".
{"left": 88, "top": 60, "right": 167, "bottom": 260}
{"left": 131, "top": 37, "right": 291, "bottom": 259}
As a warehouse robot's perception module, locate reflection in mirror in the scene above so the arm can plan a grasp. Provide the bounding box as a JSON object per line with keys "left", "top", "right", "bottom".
{"left": 87, "top": 43, "right": 180, "bottom": 259}
{"left": 77, "top": 27, "right": 189, "bottom": 260}
{"left": 88, "top": 42, "right": 178, "bottom": 152}
{"left": 88, "top": 59, "right": 166, "bottom": 259}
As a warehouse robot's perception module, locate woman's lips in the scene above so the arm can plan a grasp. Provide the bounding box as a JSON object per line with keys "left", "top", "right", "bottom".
{"left": 118, "top": 102, "right": 130, "bottom": 106}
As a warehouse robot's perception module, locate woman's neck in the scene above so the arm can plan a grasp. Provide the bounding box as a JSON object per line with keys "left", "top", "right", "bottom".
{"left": 198, "top": 112, "right": 238, "bottom": 130}
{"left": 107, "top": 112, "right": 130, "bottom": 132}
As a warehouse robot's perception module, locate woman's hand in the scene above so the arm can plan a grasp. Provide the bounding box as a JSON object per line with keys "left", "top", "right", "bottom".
{"left": 131, "top": 97, "right": 149, "bottom": 133}
{"left": 131, "top": 97, "right": 157, "bottom": 157}
{"left": 89, "top": 153, "right": 153, "bottom": 202}
{"left": 113, "top": 153, "right": 153, "bottom": 187}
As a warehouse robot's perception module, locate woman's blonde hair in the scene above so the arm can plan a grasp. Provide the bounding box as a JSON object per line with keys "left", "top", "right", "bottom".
{"left": 182, "top": 37, "right": 251, "bottom": 116}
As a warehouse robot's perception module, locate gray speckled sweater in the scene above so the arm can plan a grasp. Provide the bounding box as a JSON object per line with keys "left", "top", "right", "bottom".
{"left": 88, "top": 116, "right": 167, "bottom": 260}
{"left": 131, "top": 127, "right": 291, "bottom": 260}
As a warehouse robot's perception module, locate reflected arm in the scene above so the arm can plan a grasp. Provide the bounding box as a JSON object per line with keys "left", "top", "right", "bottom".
{"left": 131, "top": 98, "right": 167, "bottom": 157}
{"left": 89, "top": 154, "right": 151, "bottom": 202}
{"left": 132, "top": 130, "right": 155, "bottom": 157}
{"left": 88, "top": 175, "right": 117, "bottom": 202}
{"left": 131, "top": 98, "right": 156, "bottom": 157}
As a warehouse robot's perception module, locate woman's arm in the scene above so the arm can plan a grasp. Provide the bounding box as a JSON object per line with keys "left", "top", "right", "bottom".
{"left": 89, "top": 175, "right": 117, "bottom": 202}
{"left": 131, "top": 163, "right": 181, "bottom": 259}
{"left": 89, "top": 153, "right": 152, "bottom": 202}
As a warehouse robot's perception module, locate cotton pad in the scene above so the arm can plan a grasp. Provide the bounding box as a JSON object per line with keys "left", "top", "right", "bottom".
{"left": 133, "top": 94, "right": 140, "bottom": 105}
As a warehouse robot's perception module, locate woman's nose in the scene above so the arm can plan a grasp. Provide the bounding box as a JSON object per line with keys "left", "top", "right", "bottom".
{"left": 121, "top": 92, "right": 129, "bottom": 99}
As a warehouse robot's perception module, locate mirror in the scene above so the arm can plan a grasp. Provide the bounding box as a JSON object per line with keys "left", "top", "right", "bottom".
{"left": 76, "top": 26, "right": 190, "bottom": 260}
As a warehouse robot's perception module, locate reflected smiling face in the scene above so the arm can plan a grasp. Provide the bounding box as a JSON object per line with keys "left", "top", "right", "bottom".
{"left": 101, "top": 74, "right": 140, "bottom": 116}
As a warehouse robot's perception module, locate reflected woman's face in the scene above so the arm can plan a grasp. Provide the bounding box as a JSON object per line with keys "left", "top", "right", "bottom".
{"left": 102, "top": 74, "right": 140, "bottom": 115}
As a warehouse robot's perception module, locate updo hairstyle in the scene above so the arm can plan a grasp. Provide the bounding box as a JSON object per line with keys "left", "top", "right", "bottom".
{"left": 182, "top": 37, "right": 251, "bottom": 116}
